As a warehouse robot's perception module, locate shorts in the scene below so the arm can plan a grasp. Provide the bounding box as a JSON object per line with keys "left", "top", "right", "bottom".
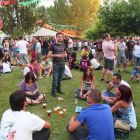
{"left": 131, "top": 74, "right": 139, "bottom": 78}
{"left": 26, "top": 92, "right": 40, "bottom": 100}
{"left": 43, "top": 48, "right": 48, "bottom": 56}
{"left": 117, "top": 56, "right": 127, "bottom": 64}
{"left": 19, "top": 53, "right": 29, "bottom": 64}
{"left": 36, "top": 53, "right": 41, "bottom": 63}
{"left": 3, "top": 50, "right": 7, "bottom": 52}
{"left": 95, "top": 51, "right": 103, "bottom": 60}
{"left": 31, "top": 52, "right": 36, "bottom": 59}
{"left": 126, "top": 51, "right": 133, "bottom": 60}
{"left": 104, "top": 57, "right": 114, "bottom": 71}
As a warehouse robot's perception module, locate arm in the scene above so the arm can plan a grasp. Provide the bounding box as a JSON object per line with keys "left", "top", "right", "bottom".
{"left": 48, "top": 51, "right": 65, "bottom": 58}
{"left": 68, "top": 116, "right": 81, "bottom": 132}
{"left": 44, "top": 64, "right": 52, "bottom": 70}
{"left": 26, "top": 63, "right": 34, "bottom": 70}
{"left": 36, "top": 47, "right": 39, "bottom": 55}
{"left": 102, "top": 95, "right": 118, "bottom": 104}
{"left": 133, "top": 48, "right": 135, "bottom": 55}
{"left": 106, "top": 82, "right": 114, "bottom": 92}
{"left": 43, "top": 121, "right": 51, "bottom": 129}
{"left": 111, "top": 100, "right": 123, "bottom": 113}
{"left": 133, "top": 75, "right": 139, "bottom": 80}
{"left": 32, "top": 81, "right": 39, "bottom": 94}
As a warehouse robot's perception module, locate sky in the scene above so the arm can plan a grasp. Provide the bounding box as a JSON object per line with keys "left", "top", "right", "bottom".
{"left": 40, "top": 0, "right": 54, "bottom": 7}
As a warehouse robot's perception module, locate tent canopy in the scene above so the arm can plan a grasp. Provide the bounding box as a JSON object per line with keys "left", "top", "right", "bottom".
{"left": 31, "top": 27, "right": 57, "bottom": 36}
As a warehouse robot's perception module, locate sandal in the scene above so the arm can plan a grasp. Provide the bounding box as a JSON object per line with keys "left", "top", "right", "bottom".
{"left": 40, "top": 100, "right": 47, "bottom": 104}
{"left": 29, "top": 99, "right": 41, "bottom": 106}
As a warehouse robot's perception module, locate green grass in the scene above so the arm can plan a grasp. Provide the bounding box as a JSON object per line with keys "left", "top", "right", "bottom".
{"left": 0, "top": 53, "right": 140, "bottom": 140}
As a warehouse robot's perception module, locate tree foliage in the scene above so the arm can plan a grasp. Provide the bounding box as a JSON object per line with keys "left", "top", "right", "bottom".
{"left": 85, "top": 0, "right": 140, "bottom": 39}
{"left": 0, "top": 1, "right": 39, "bottom": 38}
{"left": 47, "top": 0, "right": 100, "bottom": 31}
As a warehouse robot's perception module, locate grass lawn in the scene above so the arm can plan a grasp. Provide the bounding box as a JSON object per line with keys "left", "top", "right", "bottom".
{"left": 0, "top": 53, "right": 139, "bottom": 140}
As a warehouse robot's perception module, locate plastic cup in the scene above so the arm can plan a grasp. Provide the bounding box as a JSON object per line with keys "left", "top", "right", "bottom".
{"left": 59, "top": 111, "right": 63, "bottom": 118}
{"left": 57, "top": 106, "right": 60, "bottom": 113}
{"left": 63, "top": 106, "right": 67, "bottom": 112}
{"left": 54, "top": 108, "right": 57, "bottom": 114}
{"left": 58, "top": 97, "right": 62, "bottom": 103}
{"left": 43, "top": 75, "right": 45, "bottom": 78}
{"left": 75, "top": 99, "right": 78, "bottom": 104}
{"left": 43, "top": 103, "right": 46, "bottom": 109}
{"left": 47, "top": 110, "right": 51, "bottom": 117}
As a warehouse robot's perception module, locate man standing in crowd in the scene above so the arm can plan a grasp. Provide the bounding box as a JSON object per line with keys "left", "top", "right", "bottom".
{"left": 94, "top": 37, "right": 103, "bottom": 63}
{"left": 0, "top": 90, "right": 51, "bottom": 140}
{"left": 35, "top": 37, "right": 42, "bottom": 66}
{"left": 49, "top": 36, "right": 56, "bottom": 45}
{"left": 15, "top": 36, "right": 30, "bottom": 70}
{"left": 11, "top": 39, "right": 16, "bottom": 58}
{"left": 126, "top": 37, "right": 135, "bottom": 66}
{"left": 102, "top": 73, "right": 130, "bottom": 100}
{"left": 31, "top": 36, "right": 36, "bottom": 59}
{"left": 68, "top": 36, "right": 73, "bottom": 55}
{"left": 42, "top": 37, "right": 49, "bottom": 57}
{"left": 117, "top": 37, "right": 129, "bottom": 73}
{"left": 67, "top": 89, "right": 115, "bottom": 140}
{"left": 101, "top": 33, "right": 117, "bottom": 83}
{"left": 49, "top": 32, "right": 67, "bottom": 97}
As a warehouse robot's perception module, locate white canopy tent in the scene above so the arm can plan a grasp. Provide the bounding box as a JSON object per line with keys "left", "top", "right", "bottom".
{"left": 0, "top": 33, "right": 10, "bottom": 43}
{"left": 25, "top": 28, "right": 58, "bottom": 41}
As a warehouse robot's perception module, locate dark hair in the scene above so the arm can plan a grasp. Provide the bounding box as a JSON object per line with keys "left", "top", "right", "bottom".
{"left": 71, "top": 52, "right": 76, "bottom": 59}
{"left": 5, "top": 54, "right": 11, "bottom": 63}
{"left": 113, "top": 73, "right": 121, "bottom": 81}
{"left": 104, "top": 33, "right": 110, "bottom": 39}
{"left": 135, "top": 66, "right": 140, "bottom": 70}
{"left": 25, "top": 72, "right": 35, "bottom": 83}
{"left": 44, "top": 57, "right": 48, "bottom": 60}
{"left": 89, "top": 53, "right": 94, "bottom": 60}
{"left": 89, "top": 89, "right": 101, "bottom": 103}
{"left": 129, "top": 37, "right": 132, "bottom": 40}
{"left": 9, "top": 90, "right": 26, "bottom": 111}
{"left": 30, "top": 58, "right": 36, "bottom": 63}
{"left": 120, "top": 36, "right": 124, "bottom": 39}
{"left": 82, "top": 55, "right": 87, "bottom": 60}
{"left": 118, "top": 85, "right": 132, "bottom": 103}
{"left": 137, "top": 39, "right": 140, "bottom": 45}
{"left": 2, "top": 39, "right": 5, "bottom": 45}
{"left": 19, "top": 36, "right": 23, "bottom": 40}
{"left": 35, "top": 37, "right": 39, "bottom": 41}
{"left": 2, "top": 58, "right": 8, "bottom": 63}
{"left": 83, "top": 66, "right": 94, "bottom": 80}
{"left": 56, "top": 32, "right": 62, "bottom": 37}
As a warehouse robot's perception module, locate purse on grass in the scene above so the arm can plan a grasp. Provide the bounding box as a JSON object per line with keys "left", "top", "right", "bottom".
{"left": 114, "top": 120, "right": 131, "bottom": 139}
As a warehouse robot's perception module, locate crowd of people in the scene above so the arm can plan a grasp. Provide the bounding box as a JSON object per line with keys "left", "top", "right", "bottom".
{"left": 0, "top": 32, "right": 138, "bottom": 140}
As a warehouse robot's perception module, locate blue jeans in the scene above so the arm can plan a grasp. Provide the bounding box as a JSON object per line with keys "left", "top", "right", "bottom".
{"left": 75, "top": 89, "right": 88, "bottom": 100}
{"left": 52, "top": 64, "right": 65, "bottom": 94}
{"left": 134, "top": 56, "right": 140, "bottom": 70}
{"left": 13, "top": 48, "right": 16, "bottom": 58}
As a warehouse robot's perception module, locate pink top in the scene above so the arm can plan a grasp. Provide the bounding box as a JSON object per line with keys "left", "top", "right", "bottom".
{"left": 102, "top": 40, "right": 114, "bottom": 59}
{"left": 29, "top": 63, "right": 38, "bottom": 74}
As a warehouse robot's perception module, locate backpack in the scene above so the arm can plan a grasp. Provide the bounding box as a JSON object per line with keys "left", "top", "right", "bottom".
{"left": 81, "top": 59, "right": 88, "bottom": 69}
{"left": 68, "top": 57, "right": 74, "bottom": 69}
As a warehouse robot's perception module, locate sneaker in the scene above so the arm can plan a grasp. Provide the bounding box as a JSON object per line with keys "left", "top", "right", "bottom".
{"left": 106, "top": 81, "right": 110, "bottom": 83}
{"left": 57, "top": 91, "right": 65, "bottom": 94}
{"left": 100, "top": 78, "right": 105, "bottom": 81}
{"left": 124, "top": 70, "right": 129, "bottom": 73}
{"left": 130, "top": 80, "right": 133, "bottom": 82}
{"left": 118, "top": 69, "right": 121, "bottom": 73}
{"left": 38, "top": 76, "right": 43, "bottom": 78}
{"left": 52, "top": 93, "right": 58, "bottom": 97}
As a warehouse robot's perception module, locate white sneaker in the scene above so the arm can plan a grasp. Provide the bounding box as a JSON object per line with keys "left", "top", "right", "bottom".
{"left": 38, "top": 76, "right": 43, "bottom": 78}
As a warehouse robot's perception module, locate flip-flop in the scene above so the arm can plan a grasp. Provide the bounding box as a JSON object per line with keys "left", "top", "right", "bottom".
{"left": 40, "top": 100, "right": 47, "bottom": 104}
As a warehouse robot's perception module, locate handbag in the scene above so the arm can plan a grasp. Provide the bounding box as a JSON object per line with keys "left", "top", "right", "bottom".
{"left": 114, "top": 120, "right": 130, "bottom": 139}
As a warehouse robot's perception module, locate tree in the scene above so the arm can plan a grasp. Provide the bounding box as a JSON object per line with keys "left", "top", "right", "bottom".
{"left": 0, "top": 1, "right": 39, "bottom": 38}
{"left": 85, "top": 0, "right": 140, "bottom": 39}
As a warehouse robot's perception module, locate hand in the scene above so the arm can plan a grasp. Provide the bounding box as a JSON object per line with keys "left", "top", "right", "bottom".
{"left": 43, "top": 68, "right": 46, "bottom": 71}
{"left": 58, "top": 54, "right": 64, "bottom": 58}
{"left": 79, "top": 93, "right": 83, "bottom": 98}
{"left": 102, "top": 95, "right": 105, "bottom": 100}
{"left": 81, "top": 94, "right": 86, "bottom": 99}
{"left": 33, "top": 91, "right": 36, "bottom": 94}
{"left": 32, "top": 67, "right": 34, "bottom": 70}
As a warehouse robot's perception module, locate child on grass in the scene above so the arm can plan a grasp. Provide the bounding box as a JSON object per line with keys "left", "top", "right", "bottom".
{"left": 131, "top": 66, "right": 140, "bottom": 83}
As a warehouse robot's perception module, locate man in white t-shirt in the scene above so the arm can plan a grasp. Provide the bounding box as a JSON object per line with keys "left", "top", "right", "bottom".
{"left": 102, "top": 73, "right": 130, "bottom": 101}
{"left": 15, "top": 36, "right": 30, "bottom": 70}
{"left": 0, "top": 90, "right": 51, "bottom": 140}
{"left": 68, "top": 36, "right": 73, "bottom": 55}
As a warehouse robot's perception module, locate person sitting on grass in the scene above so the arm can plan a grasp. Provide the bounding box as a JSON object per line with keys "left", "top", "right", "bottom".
{"left": 19, "top": 72, "right": 46, "bottom": 105}
{"left": 67, "top": 89, "right": 115, "bottom": 140}
{"left": 23, "top": 58, "right": 38, "bottom": 79}
{"left": 63, "top": 65, "right": 72, "bottom": 80}
{"left": 0, "top": 90, "right": 51, "bottom": 140}
{"left": 13, "top": 53, "right": 22, "bottom": 66}
{"left": 79, "top": 55, "right": 90, "bottom": 71}
{"left": 68, "top": 52, "right": 79, "bottom": 70}
{"left": 4, "top": 54, "right": 11, "bottom": 64}
{"left": 39, "top": 57, "right": 52, "bottom": 78}
{"left": 102, "top": 85, "right": 137, "bottom": 132}
{"left": 131, "top": 66, "right": 140, "bottom": 83}
{"left": 75, "top": 66, "right": 95, "bottom": 100}
{"left": 1, "top": 58, "right": 13, "bottom": 73}
{"left": 88, "top": 53, "right": 103, "bottom": 70}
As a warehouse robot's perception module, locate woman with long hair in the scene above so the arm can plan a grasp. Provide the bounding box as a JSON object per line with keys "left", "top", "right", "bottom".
{"left": 75, "top": 66, "right": 95, "bottom": 100}
{"left": 102, "top": 85, "right": 137, "bottom": 131}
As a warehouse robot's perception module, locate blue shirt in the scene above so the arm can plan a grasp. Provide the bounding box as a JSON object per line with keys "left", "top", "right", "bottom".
{"left": 35, "top": 42, "right": 41, "bottom": 53}
{"left": 132, "top": 70, "right": 140, "bottom": 75}
{"left": 77, "top": 104, "right": 115, "bottom": 140}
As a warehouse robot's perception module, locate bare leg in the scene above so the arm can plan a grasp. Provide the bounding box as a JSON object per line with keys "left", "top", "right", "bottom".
{"left": 123, "top": 64, "right": 126, "bottom": 70}
{"left": 117, "top": 64, "right": 120, "bottom": 70}
{"left": 46, "top": 67, "right": 52, "bottom": 78}
{"left": 39, "top": 68, "right": 43, "bottom": 77}
{"left": 131, "top": 59, "right": 134, "bottom": 65}
{"left": 106, "top": 70, "right": 112, "bottom": 81}
{"left": 36, "top": 94, "right": 46, "bottom": 102}
{"left": 101, "top": 69, "right": 106, "bottom": 79}
{"left": 22, "top": 64, "right": 24, "bottom": 70}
